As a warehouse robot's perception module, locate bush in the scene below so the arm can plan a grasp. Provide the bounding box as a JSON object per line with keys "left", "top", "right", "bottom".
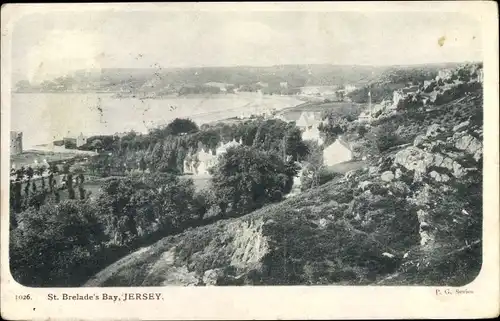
{"left": 210, "top": 146, "right": 299, "bottom": 216}
{"left": 367, "top": 122, "right": 406, "bottom": 152}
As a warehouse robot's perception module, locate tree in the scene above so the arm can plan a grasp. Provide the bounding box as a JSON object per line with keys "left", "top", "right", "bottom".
{"left": 150, "top": 118, "right": 199, "bottom": 141}
{"left": 139, "top": 156, "right": 147, "bottom": 173}
{"left": 67, "top": 173, "right": 75, "bottom": 199}
{"left": 301, "top": 141, "right": 324, "bottom": 190}
{"left": 192, "top": 188, "right": 214, "bottom": 221}
{"left": 210, "top": 146, "right": 299, "bottom": 216}
{"left": 26, "top": 167, "right": 34, "bottom": 181}
{"left": 10, "top": 200, "right": 108, "bottom": 286}
{"left": 91, "top": 139, "right": 103, "bottom": 152}
{"left": 366, "top": 122, "right": 403, "bottom": 152}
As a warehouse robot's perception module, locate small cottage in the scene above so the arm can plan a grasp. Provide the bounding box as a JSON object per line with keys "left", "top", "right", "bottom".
{"left": 323, "top": 136, "right": 353, "bottom": 166}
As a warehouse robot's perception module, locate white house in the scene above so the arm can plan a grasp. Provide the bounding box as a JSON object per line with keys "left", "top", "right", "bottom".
{"left": 296, "top": 112, "right": 322, "bottom": 130}
{"left": 183, "top": 139, "right": 242, "bottom": 175}
{"left": 301, "top": 124, "right": 324, "bottom": 146}
{"left": 76, "top": 133, "right": 87, "bottom": 147}
{"left": 215, "top": 138, "right": 241, "bottom": 154}
{"left": 183, "top": 148, "right": 216, "bottom": 175}
{"left": 343, "top": 84, "right": 357, "bottom": 93}
{"left": 323, "top": 136, "right": 353, "bottom": 166}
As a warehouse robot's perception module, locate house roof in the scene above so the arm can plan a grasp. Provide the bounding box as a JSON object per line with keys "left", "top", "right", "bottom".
{"left": 296, "top": 111, "right": 322, "bottom": 127}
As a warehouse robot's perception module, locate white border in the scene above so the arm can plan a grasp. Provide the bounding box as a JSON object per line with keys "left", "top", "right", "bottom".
{"left": 1, "top": 2, "right": 499, "bottom": 320}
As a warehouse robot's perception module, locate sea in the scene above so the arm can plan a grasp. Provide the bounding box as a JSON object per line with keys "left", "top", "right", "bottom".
{"left": 11, "top": 92, "right": 303, "bottom": 149}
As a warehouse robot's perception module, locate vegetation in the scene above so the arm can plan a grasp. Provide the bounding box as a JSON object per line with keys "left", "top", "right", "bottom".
{"left": 210, "top": 146, "right": 299, "bottom": 216}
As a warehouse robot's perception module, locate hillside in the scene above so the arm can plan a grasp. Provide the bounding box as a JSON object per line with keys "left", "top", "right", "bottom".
{"left": 14, "top": 62, "right": 463, "bottom": 94}
{"left": 85, "top": 91, "right": 482, "bottom": 287}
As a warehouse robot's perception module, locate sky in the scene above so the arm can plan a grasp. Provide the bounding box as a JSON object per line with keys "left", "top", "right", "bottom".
{"left": 10, "top": 9, "right": 483, "bottom": 83}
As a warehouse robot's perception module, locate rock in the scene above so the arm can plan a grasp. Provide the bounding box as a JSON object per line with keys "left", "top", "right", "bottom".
{"left": 380, "top": 171, "right": 395, "bottom": 182}
{"left": 358, "top": 181, "right": 372, "bottom": 191}
{"left": 452, "top": 161, "right": 465, "bottom": 178}
{"left": 454, "top": 133, "right": 482, "bottom": 159}
{"left": 318, "top": 218, "right": 328, "bottom": 229}
{"left": 429, "top": 170, "right": 450, "bottom": 182}
{"left": 382, "top": 252, "right": 395, "bottom": 259}
{"left": 203, "top": 269, "right": 224, "bottom": 286}
{"left": 453, "top": 120, "right": 470, "bottom": 132}
{"left": 344, "top": 170, "right": 357, "bottom": 180}
{"left": 416, "top": 210, "right": 436, "bottom": 249}
{"left": 389, "top": 180, "right": 410, "bottom": 196}
{"left": 426, "top": 140, "right": 447, "bottom": 153}
{"left": 368, "top": 166, "right": 379, "bottom": 175}
{"left": 473, "top": 149, "right": 482, "bottom": 162}
{"left": 426, "top": 124, "right": 445, "bottom": 138}
{"left": 394, "top": 146, "right": 466, "bottom": 180}
{"left": 409, "top": 184, "right": 432, "bottom": 208}
{"left": 394, "top": 168, "right": 403, "bottom": 179}
{"left": 413, "top": 135, "right": 426, "bottom": 147}
{"left": 394, "top": 147, "right": 435, "bottom": 182}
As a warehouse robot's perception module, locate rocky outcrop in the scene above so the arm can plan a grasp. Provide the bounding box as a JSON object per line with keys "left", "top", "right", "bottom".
{"left": 394, "top": 146, "right": 465, "bottom": 181}
{"left": 391, "top": 121, "right": 482, "bottom": 254}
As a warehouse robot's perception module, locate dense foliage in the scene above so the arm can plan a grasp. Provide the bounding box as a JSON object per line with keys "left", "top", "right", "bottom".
{"left": 210, "top": 146, "right": 299, "bottom": 216}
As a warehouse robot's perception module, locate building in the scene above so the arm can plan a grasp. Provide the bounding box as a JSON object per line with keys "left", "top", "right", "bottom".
{"left": 301, "top": 124, "right": 324, "bottom": 146}
{"left": 280, "top": 82, "right": 288, "bottom": 89}
{"left": 343, "top": 84, "right": 357, "bottom": 93}
{"left": 10, "top": 131, "right": 23, "bottom": 155}
{"left": 323, "top": 136, "right": 353, "bottom": 167}
{"left": 204, "top": 82, "right": 234, "bottom": 93}
{"left": 76, "top": 133, "right": 87, "bottom": 147}
{"left": 296, "top": 111, "right": 323, "bottom": 130}
{"left": 183, "top": 139, "right": 242, "bottom": 175}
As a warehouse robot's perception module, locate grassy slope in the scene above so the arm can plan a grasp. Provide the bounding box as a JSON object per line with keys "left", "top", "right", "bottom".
{"left": 85, "top": 170, "right": 419, "bottom": 287}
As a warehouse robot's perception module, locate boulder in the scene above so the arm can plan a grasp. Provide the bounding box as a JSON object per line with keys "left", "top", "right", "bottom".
{"left": 429, "top": 170, "right": 450, "bottom": 182}
{"left": 394, "top": 146, "right": 465, "bottom": 180}
{"left": 358, "top": 181, "right": 372, "bottom": 191}
{"left": 453, "top": 133, "right": 482, "bottom": 160}
{"left": 394, "top": 168, "right": 403, "bottom": 179}
{"left": 394, "top": 147, "right": 435, "bottom": 181}
{"left": 380, "top": 171, "right": 395, "bottom": 182}
{"left": 203, "top": 268, "right": 225, "bottom": 286}
{"left": 426, "top": 124, "right": 445, "bottom": 138}
{"left": 453, "top": 120, "right": 470, "bottom": 132}
{"left": 388, "top": 180, "right": 410, "bottom": 196}
{"left": 413, "top": 135, "right": 426, "bottom": 147}
{"left": 368, "top": 166, "right": 379, "bottom": 176}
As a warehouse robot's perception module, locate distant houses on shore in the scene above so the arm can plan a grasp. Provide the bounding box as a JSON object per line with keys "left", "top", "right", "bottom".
{"left": 54, "top": 133, "right": 88, "bottom": 149}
